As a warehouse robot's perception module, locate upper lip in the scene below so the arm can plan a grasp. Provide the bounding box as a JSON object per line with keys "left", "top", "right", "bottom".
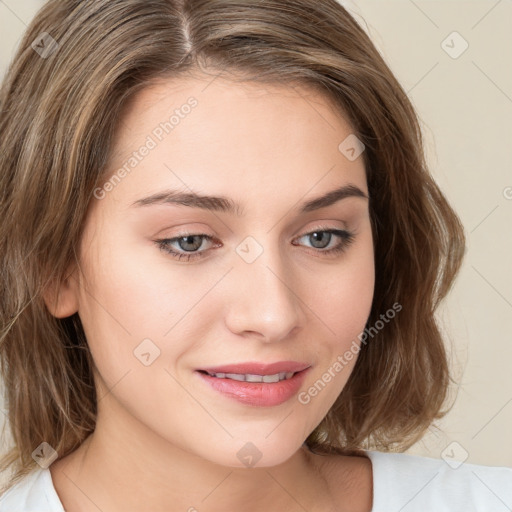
{"left": 198, "top": 361, "right": 311, "bottom": 375}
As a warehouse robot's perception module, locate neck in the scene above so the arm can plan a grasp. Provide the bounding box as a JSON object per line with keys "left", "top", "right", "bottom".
{"left": 50, "top": 392, "right": 336, "bottom": 512}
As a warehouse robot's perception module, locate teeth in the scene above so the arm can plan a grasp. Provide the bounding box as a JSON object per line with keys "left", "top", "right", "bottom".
{"left": 207, "top": 371, "right": 296, "bottom": 382}
{"left": 246, "top": 374, "right": 264, "bottom": 382}
{"left": 225, "top": 373, "right": 245, "bottom": 381}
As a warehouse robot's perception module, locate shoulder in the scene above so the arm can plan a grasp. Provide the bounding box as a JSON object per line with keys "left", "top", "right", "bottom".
{"left": 0, "top": 468, "right": 64, "bottom": 512}
{"left": 365, "top": 450, "right": 512, "bottom": 512}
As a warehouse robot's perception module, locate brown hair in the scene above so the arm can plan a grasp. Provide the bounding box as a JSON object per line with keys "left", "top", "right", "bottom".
{"left": 0, "top": 0, "right": 465, "bottom": 492}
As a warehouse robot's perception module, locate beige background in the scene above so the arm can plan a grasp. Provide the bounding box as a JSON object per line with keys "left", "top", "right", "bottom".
{"left": 0, "top": 0, "right": 511, "bottom": 471}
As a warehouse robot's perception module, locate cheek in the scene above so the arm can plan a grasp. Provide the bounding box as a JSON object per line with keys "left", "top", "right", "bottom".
{"left": 75, "top": 244, "right": 211, "bottom": 444}
{"left": 296, "top": 229, "right": 374, "bottom": 412}
{"left": 308, "top": 226, "right": 375, "bottom": 349}
{"left": 75, "top": 228, "right": 226, "bottom": 389}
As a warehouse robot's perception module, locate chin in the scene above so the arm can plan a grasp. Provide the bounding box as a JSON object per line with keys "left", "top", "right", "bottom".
{"left": 201, "top": 434, "right": 305, "bottom": 470}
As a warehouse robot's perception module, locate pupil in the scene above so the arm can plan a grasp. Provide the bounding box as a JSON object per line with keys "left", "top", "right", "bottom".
{"left": 180, "top": 235, "right": 201, "bottom": 251}
{"left": 311, "top": 232, "right": 330, "bottom": 249}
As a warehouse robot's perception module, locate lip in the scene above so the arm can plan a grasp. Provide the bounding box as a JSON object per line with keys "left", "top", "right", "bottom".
{"left": 198, "top": 361, "right": 310, "bottom": 375}
{"left": 195, "top": 362, "right": 311, "bottom": 407}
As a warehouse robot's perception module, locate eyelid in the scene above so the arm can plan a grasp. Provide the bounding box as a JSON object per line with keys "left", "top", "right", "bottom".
{"left": 158, "top": 222, "right": 348, "bottom": 245}
{"left": 154, "top": 222, "right": 355, "bottom": 262}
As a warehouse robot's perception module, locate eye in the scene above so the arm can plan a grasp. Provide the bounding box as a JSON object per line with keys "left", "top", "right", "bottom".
{"left": 154, "top": 226, "right": 356, "bottom": 262}
{"left": 155, "top": 233, "right": 219, "bottom": 261}
{"left": 292, "top": 227, "right": 355, "bottom": 257}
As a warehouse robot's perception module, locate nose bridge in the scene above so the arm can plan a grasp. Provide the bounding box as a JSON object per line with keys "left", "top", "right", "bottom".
{"left": 224, "top": 234, "right": 303, "bottom": 341}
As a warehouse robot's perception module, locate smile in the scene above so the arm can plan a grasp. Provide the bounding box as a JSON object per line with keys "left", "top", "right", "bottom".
{"left": 196, "top": 367, "right": 311, "bottom": 407}
{"left": 202, "top": 371, "right": 296, "bottom": 382}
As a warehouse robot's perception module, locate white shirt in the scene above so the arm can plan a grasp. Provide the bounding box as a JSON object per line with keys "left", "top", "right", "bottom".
{"left": 1, "top": 450, "right": 511, "bottom": 511}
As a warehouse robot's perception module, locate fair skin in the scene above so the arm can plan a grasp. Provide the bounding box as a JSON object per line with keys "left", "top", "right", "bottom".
{"left": 46, "top": 73, "right": 375, "bottom": 512}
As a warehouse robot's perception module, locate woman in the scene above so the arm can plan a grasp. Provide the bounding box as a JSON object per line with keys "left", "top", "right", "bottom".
{"left": 0, "top": 1, "right": 510, "bottom": 511}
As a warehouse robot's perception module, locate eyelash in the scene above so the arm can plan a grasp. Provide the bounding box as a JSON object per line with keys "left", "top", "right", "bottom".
{"left": 154, "top": 225, "right": 356, "bottom": 262}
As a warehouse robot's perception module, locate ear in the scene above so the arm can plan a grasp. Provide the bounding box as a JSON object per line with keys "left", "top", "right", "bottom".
{"left": 42, "top": 263, "right": 80, "bottom": 319}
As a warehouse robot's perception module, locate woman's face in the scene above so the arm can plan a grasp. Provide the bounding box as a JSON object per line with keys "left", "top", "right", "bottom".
{"left": 65, "top": 74, "right": 374, "bottom": 467}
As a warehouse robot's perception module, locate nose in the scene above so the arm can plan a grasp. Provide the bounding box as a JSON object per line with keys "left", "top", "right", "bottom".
{"left": 223, "top": 242, "right": 305, "bottom": 343}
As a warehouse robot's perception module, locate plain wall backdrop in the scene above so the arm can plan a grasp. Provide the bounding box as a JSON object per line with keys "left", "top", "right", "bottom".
{"left": 0, "top": 0, "right": 511, "bottom": 479}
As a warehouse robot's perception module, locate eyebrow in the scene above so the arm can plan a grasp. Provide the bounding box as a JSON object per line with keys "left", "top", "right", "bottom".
{"left": 130, "top": 183, "right": 368, "bottom": 216}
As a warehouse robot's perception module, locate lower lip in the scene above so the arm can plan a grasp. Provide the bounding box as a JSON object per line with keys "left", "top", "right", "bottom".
{"left": 196, "top": 368, "right": 310, "bottom": 407}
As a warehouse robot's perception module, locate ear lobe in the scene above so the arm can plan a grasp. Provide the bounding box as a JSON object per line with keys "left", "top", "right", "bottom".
{"left": 43, "top": 265, "right": 80, "bottom": 319}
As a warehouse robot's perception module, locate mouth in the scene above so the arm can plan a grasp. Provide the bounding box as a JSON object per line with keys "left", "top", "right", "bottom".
{"left": 194, "top": 362, "right": 311, "bottom": 407}
{"left": 197, "top": 369, "right": 297, "bottom": 383}
{"left": 197, "top": 360, "right": 310, "bottom": 377}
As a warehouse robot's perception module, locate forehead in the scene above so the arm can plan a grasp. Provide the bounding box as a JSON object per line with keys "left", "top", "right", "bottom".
{"left": 121, "top": 72, "right": 345, "bottom": 119}
{"left": 100, "top": 73, "right": 367, "bottom": 215}
{"left": 111, "top": 72, "right": 356, "bottom": 157}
